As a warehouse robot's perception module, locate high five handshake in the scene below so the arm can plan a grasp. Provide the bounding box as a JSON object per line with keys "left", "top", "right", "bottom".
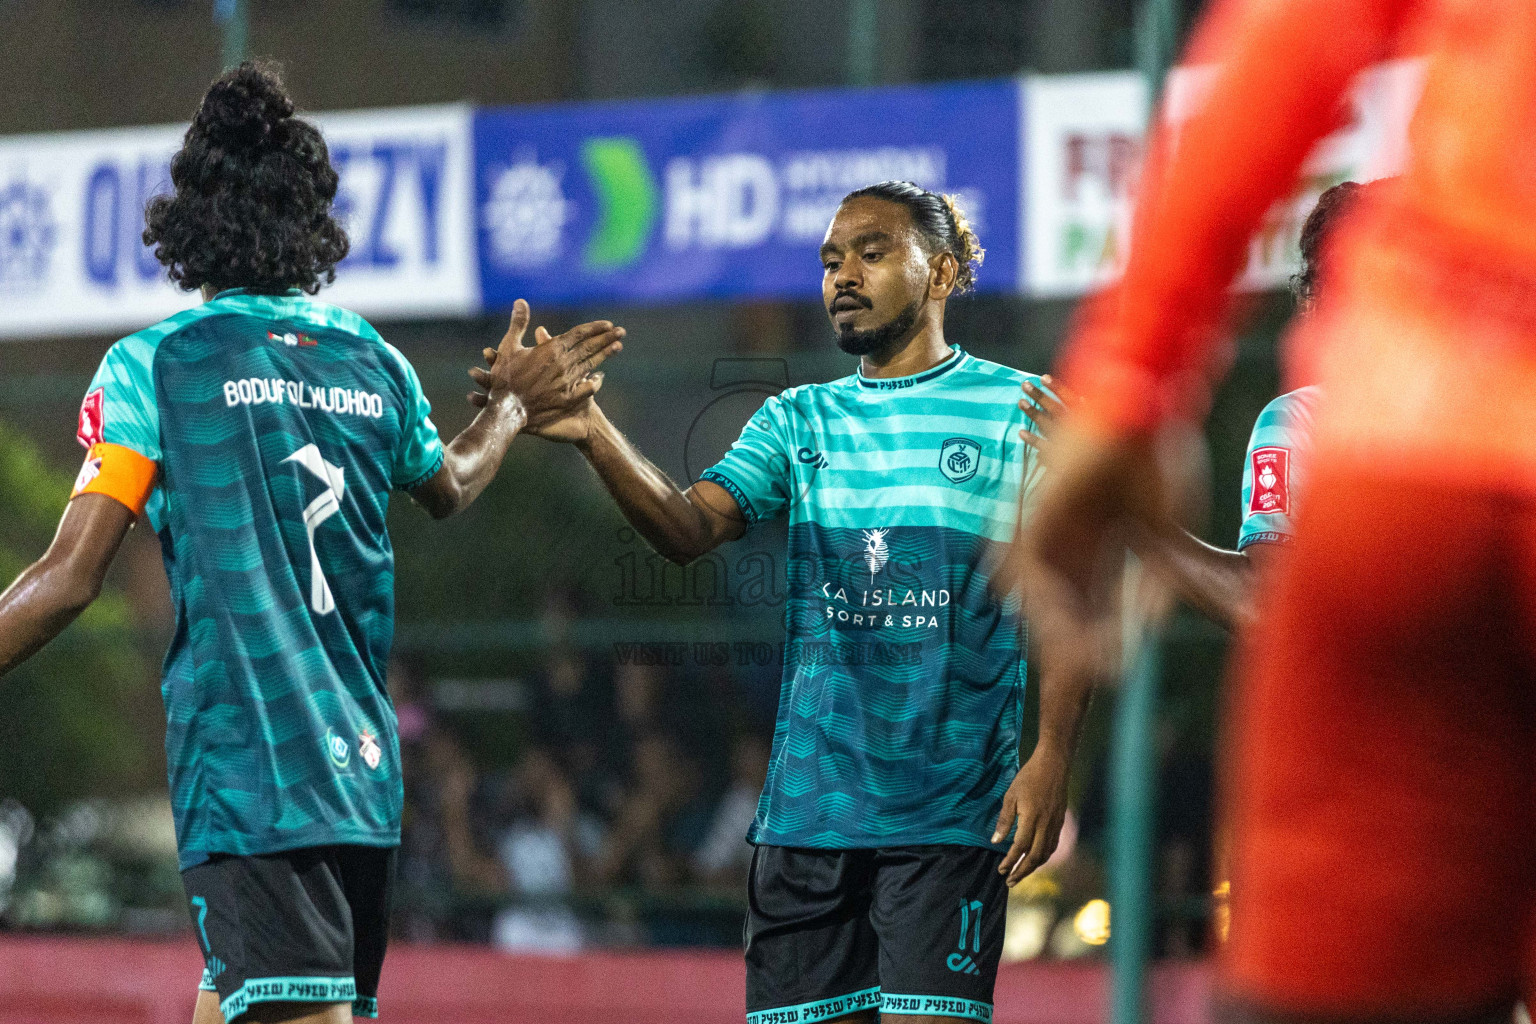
{"left": 409, "top": 299, "right": 625, "bottom": 519}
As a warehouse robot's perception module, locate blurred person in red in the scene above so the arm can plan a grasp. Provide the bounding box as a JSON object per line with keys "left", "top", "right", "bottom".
{"left": 1131, "top": 183, "right": 1353, "bottom": 626}
{"left": 1020, "top": 183, "right": 1374, "bottom": 628}
{"left": 1003, "top": 1, "right": 1536, "bottom": 1021}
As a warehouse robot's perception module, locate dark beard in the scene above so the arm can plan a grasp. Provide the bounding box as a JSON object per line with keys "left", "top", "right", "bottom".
{"left": 833, "top": 298, "right": 922, "bottom": 357}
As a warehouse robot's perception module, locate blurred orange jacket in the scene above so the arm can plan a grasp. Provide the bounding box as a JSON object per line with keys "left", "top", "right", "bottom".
{"left": 1063, "top": 0, "right": 1536, "bottom": 481}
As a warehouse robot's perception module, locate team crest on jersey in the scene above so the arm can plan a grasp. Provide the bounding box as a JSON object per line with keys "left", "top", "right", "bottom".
{"left": 358, "top": 730, "right": 383, "bottom": 771}
{"left": 324, "top": 728, "right": 350, "bottom": 769}
{"left": 939, "top": 437, "right": 981, "bottom": 484}
{"left": 1249, "top": 446, "right": 1291, "bottom": 515}
{"left": 77, "top": 388, "right": 104, "bottom": 449}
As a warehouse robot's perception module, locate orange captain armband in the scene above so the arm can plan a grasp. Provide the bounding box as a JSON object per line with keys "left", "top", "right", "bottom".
{"left": 71, "top": 442, "right": 158, "bottom": 516}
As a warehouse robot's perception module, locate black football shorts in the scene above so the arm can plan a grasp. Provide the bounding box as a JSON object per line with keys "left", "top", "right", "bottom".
{"left": 745, "top": 844, "right": 1007, "bottom": 1023}
{"left": 182, "top": 844, "right": 395, "bottom": 1022}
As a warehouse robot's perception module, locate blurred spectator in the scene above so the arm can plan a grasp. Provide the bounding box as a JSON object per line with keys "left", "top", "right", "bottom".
{"left": 594, "top": 732, "right": 711, "bottom": 889}
{"left": 490, "top": 746, "right": 591, "bottom": 952}
{"left": 692, "top": 733, "right": 769, "bottom": 886}
{"left": 430, "top": 731, "right": 508, "bottom": 897}
{"left": 531, "top": 648, "right": 619, "bottom": 820}
{"left": 614, "top": 661, "right": 664, "bottom": 738}
{"left": 534, "top": 649, "right": 605, "bottom": 745}
{"left": 388, "top": 653, "right": 433, "bottom": 746}
{"left": 397, "top": 725, "right": 506, "bottom": 941}
{"left": 495, "top": 747, "right": 581, "bottom": 895}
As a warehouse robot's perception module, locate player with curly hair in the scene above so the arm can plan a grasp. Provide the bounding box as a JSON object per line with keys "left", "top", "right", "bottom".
{"left": 495, "top": 180, "right": 1091, "bottom": 1024}
{"left": 0, "top": 61, "right": 623, "bottom": 1024}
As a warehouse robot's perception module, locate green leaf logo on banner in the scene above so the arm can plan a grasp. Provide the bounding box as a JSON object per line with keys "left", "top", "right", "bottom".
{"left": 581, "top": 137, "right": 658, "bottom": 270}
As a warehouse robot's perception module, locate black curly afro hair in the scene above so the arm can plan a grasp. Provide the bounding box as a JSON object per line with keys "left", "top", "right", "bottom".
{"left": 144, "top": 60, "right": 348, "bottom": 296}
{"left": 1293, "top": 179, "right": 1373, "bottom": 306}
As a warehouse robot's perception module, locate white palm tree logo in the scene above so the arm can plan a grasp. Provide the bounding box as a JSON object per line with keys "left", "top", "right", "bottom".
{"left": 862, "top": 528, "right": 890, "bottom": 581}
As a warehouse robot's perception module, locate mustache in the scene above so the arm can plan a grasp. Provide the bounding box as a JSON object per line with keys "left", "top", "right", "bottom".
{"left": 829, "top": 291, "right": 872, "bottom": 313}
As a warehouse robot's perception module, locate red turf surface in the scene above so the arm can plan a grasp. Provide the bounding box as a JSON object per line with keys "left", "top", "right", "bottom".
{"left": 0, "top": 935, "right": 1210, "bottom": 1023}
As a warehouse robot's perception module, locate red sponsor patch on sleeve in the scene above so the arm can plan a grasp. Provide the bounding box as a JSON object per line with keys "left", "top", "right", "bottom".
{"left": 77, "top": 388, "right": 104, "bottom": 449}
{"left": 1249, "top": 446, "right": 1290, "bottom": 515}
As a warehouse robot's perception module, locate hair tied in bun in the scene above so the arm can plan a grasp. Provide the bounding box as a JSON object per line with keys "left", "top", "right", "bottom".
{"left": 195, "top": 60, "right": 295, "bottom": 153}
{"left": 145, "top": 59, "right": 348, "bottom": 294}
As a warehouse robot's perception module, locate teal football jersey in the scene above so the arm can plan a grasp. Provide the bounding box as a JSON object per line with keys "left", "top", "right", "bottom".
{"left": 1238, "top": 385, "right": 1320, "bottom": 551}
{"left": 82, "top": 288, "right": 443, "bottom": 868}
{"left": 701, "top": 346, "right": 1043, "bottom": 850}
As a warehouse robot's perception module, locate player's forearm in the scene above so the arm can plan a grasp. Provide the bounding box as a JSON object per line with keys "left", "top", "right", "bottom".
{"left": 0, "top": 494, "right": 132, "bottom": 677}
{"left": 1031, "top": 662, "right": 1094, "bottom": 768}
{"left": 576, "top": 408, "right": 718, "bottom": 564}
{"left": 1132, "top": 522, "right": 1253, "bottom": 629}
{"left": 429, "top": 394, "right": 529, "bottom": 519}
{"left": 0, "top": 554, "right": 103, "bottom": 676}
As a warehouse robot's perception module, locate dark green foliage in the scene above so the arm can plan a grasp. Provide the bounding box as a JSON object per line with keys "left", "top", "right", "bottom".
{"left": 0, "top": 420, "right": 159, "bottom": 814}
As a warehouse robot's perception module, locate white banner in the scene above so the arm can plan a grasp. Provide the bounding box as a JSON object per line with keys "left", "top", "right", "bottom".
{"left": 1020, "top": 73, "right": 1147, "bottom": 298}
{"left": 1020, "top": 60, "right": 1425, "bottom": 297}
{"left": 0, "top": 104, "right": 475, "bottom": 340}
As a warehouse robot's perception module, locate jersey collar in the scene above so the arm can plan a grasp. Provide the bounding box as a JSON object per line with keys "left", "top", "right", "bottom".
{"left": 212, "top": 287, "right": 306, "bottom": 300}
{"left": 856, "top": 345, "right": 965, "bottom": 391}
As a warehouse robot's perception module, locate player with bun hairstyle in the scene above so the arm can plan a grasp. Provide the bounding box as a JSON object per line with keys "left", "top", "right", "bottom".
{"left": 503, "top": 181, "right": 1090, "bottom": 1024}
{"left": 143, "top": 60, "right": 349, "bottom": 297}
{"left": 0, "top": 61, "right": 624, "bottom": 1024}
{"left": 842, "top": 179, "right": 986, "bottom": 294}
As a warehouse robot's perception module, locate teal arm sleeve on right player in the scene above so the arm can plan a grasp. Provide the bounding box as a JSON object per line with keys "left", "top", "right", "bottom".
{"left": 1237, "top": 390, "right": 1315, "bottom": 550}
{"left": 699, "top": 395, "right": 794, "bottom": 526}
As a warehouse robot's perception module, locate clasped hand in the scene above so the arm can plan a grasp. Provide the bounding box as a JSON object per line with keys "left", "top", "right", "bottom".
{"left": 467, "top": 298, "right": 626, "bottom": 432}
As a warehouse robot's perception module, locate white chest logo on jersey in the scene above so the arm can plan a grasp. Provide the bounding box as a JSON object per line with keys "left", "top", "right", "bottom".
{"left": 939, "top": 437, "right": 981, "bottom": 484}
{"left": 822, "top": 532, "right": 951, "bottom": 629}
{"left": 283, "top": 444, "right": 347, "bottom": 615}
{"left": 862, "top": 528, "right": 890, "bottom": 581}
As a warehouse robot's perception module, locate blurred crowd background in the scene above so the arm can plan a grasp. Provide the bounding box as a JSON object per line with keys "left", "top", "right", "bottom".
{"left": 0, "top": 0, "right": 1254, "bottom": 964}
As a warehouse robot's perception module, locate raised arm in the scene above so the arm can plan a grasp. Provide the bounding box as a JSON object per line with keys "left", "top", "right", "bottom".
{"left": 1063, "top": 0, "right": 1411, "bottom": 433}
{"left": 574, "top": 407, "right": 747, "bottom": 565}
{"left": 462, "top": 322, "right": 744, "bottom": 563}
{"left": 412, "top": 300, "right": 625, "bottom": 519}
{"left": 1007, "top": 0, "right": 1412, "bottom": 673}
{"left": 0, "top": 493, "right": 135, "bottom": 677}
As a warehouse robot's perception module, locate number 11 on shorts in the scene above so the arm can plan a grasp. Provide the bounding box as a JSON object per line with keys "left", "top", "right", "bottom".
{"left": 949, "top": 899, "right": 983, "bottom": 975}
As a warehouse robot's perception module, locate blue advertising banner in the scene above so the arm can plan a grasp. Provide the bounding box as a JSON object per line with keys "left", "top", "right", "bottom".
{"left": 472, "top": 81, "right": 1020, "bottom": 309}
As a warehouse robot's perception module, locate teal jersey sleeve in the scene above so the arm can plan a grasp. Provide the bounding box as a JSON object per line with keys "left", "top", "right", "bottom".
{"left": 387, "top": 345, "right": 445, "bottom": 491}
{"left": 699, "top": 393, "right": 794, "bottom": 525}
{"left": 1238, "top": 386, "right": 1320, "bottom": 550}
{"left": 82, "top": 334, "right": 162, "bottom": 461}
